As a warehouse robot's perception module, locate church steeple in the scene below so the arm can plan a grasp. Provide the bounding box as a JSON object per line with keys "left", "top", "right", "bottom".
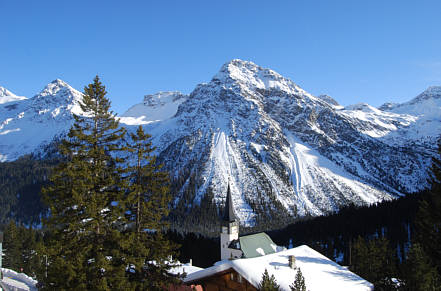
{"left": 223, "top": 183, "right": 237, "bottom": 223}
{"left": 220, "top": 183, "right": 240, "bottom": 260}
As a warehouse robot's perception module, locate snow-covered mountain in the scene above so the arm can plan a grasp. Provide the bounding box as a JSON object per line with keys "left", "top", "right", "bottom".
{"left": 0, "top": 79, "right": 83, "bottom": 161}
{"left": 136, "top": 60, "right": 437, "bottom": 224}
{"left": 120, "top": 91, "right": 187, "bottom": 125}
{"left": 376, "top": 86, "right": 441, "bottom": 147}
{"left": 0, "top": 60, "right": 439, "bottom": 225}
{"left": 0, "top": 86, "right": 27, "bottom": 104}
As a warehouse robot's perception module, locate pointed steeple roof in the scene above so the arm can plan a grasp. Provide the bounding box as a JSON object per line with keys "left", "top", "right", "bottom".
{"left": 223, "top": 183, "right": 237, "bottom": 223}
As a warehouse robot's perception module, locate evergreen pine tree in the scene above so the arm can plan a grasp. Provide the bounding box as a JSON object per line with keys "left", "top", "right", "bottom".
{"left": 124, "top": 125, "right": 179, "bottom": 290}
{"left": 21, "top": 226, "right": 38, "bottom": 276}
{"left": 351, "top": 236, "right": 369, "bottom": 277}
{"left": 2, "top": 221, "right": 22, "bottom": 271}
{"left": 290, "top": 268, "right": 306, "bottom": 291}
{"left": 258, "top": 269, "right": 280, "bottom": 291}
{"left": 41, "top": 76, "right": 129, "bottom": 290}
{"left": 402, "top": 243, "right": 440, "bottom": 291}
{"left": 351, "top": 236, "right": 398, "bottom": 289}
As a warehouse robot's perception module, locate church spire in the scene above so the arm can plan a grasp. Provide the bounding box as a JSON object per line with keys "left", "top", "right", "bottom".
{"left": 223, "top": 183, "right": 237, "bottom": 223}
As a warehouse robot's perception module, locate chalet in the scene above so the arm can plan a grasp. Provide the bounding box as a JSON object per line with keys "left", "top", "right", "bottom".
{"left": 181, "top": 184, "right": 374, "bottom": 291}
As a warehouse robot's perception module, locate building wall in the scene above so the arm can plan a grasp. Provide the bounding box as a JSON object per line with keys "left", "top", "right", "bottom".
{"left": 227, "top": 248, "right": 243, "bottom": 259}
{"left": 220, "top": 233, "right": 239, "bottom": 260}
{"left": 197, "top": 270, "right": 257, "bottom": 291}
{"left": 169, "top": 284, "right": 203, "bottom": 291}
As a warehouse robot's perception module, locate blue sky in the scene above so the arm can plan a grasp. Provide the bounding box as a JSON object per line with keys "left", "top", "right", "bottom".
{"left": 1, "top": 0, "right": 440, "bottom": 114}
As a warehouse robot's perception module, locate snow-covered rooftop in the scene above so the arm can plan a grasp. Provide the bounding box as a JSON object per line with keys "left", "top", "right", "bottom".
{"left": 169, "top": 262, "right": 204, "bottom": 277}
{"left": 184, "top": 245, "right": 373, "bottom": 291}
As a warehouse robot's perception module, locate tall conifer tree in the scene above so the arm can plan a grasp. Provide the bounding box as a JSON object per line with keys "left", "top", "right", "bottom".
{"left": 125, "top": 125, "right": 179, "bottom": 290}
{"left": 41, "top": 76, "right": 129, "bottom": 290}
{"left": 2, "top": 221, "right": 21, "bottom": 271}
{"left": 402, "top": 243, "right": 440, "bottom": 291}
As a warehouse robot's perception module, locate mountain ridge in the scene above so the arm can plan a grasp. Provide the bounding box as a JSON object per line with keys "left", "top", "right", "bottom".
{"left": 0, "top": 60, "right": 440, "bottom": 226}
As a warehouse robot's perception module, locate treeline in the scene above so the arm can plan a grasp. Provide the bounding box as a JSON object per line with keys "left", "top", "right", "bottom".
{"left": 0, "top": 155, "right": 57, "bottom": 225}
{"left": 269, "top": 194, "right": 419, "bottom": 263}
{"left": 268, "top": 195, "right": 420, "bottom": 289}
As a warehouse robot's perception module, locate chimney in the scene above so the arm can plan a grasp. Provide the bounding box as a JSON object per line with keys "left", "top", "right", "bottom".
{"left": 189, "top": 259, "right": 192, "bottom": 266}
{"left": 288, "top": 255, "right": 296, "bottom": 269}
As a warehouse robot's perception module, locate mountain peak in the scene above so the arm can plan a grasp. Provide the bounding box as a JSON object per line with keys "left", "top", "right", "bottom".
{"left": 35, "top": 79, "right": 82, "bottom": 103}
{"left": 214, "top": 59, "right": 279, "bottom": 83}
{"left": 0, "top": 86, "right": 16, "bottom": 97}
{"left": 143, "top": 91, "right": 186, "bottom": 107}
{"left": 0, "top": 86, "right": 27, "bottom": 104}
{"left": 213, "top": 59, "right": 305, "bottom": 95}
{"left": 318, "top": 94, "right": 340, "bottom": 106}
{"left": 40, "top": 79, "right": 71, "bottom": 93}
{"left": 379, "top": 85, "right": 441, "bottom": 116}
{"left": 50, "top": 78, "right": 69, "bottom": 86}
{"left": 404, "top": 85, "right": 441, "bottom": 106}
{"left": 419, "top": 85, "right": 441, "bottom": 99}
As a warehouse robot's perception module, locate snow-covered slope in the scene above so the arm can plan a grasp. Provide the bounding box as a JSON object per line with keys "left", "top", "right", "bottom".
{"left": 0, "top": 61, "right": 439, "bottom": 226}
{"left": 0, "top": 79, "right": 83, "bottom": 161}
{"left": 340, "top": 86, "right": 441, "bottom": 148}
{"left": 120, "top": 91, "right": 187, "bottom": 125}
{"left": 339, "top": 103, "right": 417, "bottom": 139}
{"left": 0, "top": 86, "right": 27, "bottom": 104}
{"left": 377, "top": 86, "right": 441, "bottom": 147}
{"left": 383, "top": 86, "right": 441, "bottom": 116}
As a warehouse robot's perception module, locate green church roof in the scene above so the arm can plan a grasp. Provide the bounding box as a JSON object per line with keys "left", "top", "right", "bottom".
{"left": 239, "top": 232, "right": 277, "bottom": 258}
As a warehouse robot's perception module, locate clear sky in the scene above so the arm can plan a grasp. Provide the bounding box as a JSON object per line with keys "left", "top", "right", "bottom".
{"left": 1, "top": 0, "right": 440, "bottom": 114}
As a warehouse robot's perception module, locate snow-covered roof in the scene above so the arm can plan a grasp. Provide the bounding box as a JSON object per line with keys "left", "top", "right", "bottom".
{"left": 184, "top": 245, "right": 373, "bottom": 291}
{"left": 169, "top": 262, "right": 204, "bottom": 277}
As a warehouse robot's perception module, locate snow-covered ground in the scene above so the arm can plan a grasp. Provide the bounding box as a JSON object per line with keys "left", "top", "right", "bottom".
{"left": 120, "top": 91, "right": 187, "bottom": 124}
